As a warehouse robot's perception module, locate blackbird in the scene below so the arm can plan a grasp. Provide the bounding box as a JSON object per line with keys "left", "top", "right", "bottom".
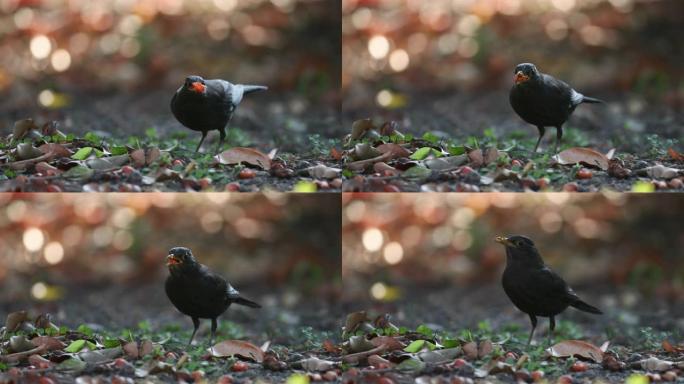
{"left": 165, "top": 247, "right": 260, "bottom": 345}
{"left": 509, "top": 63, "right": 603, "bottom": 153}
{"left": 170, "top": 75, "right": 267, "bottom": 153}
{"left": 496, "top": 235, "right": 602, "bottom": 346}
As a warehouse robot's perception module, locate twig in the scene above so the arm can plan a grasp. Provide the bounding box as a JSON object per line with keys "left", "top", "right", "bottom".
{"left": 0, "top": 344, "right": 47, "bottom": 363}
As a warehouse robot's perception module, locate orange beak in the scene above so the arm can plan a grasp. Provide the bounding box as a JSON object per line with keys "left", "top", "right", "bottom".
{"left": 166, "top": 255, "right": 181, "bottom": 266}
{"left": 189, "top": 82, "right": 206, "bottom": 93}
{"left": 514, "top": 71, "right": 529, "bottom": 84}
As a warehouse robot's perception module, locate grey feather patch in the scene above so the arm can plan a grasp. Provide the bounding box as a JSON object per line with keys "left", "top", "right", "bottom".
{"left": 570, "top": 90, "right": 584, "bottom": 106}
{"left": 227, "top": 284, "right": 241, "bottom": 299}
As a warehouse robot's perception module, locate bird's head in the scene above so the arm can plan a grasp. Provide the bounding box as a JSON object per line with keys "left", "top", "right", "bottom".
{"left": 513, "top": 63, "right": 540, "bottom": 85}
{"left": 184, "top": 75, "right": 206, "bottom": 94}
{"left": 495, "top": 235, "right": 544, "bottom": 266}
{"left": 167, "top": 247, "right": 199, "bottom": 273}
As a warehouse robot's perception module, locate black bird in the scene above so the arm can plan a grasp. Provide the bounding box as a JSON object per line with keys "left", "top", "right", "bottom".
{"left": 170, "top": 75, "right": 267, "bottom": 153}
{"left": 165, "top": 247, "right": 260, "bottom": 346}
{"left": 496, "top": 235, "right": 602, "bottom": 346}
{"left": 509, "top": 63, "right": 603, "bottom": 153}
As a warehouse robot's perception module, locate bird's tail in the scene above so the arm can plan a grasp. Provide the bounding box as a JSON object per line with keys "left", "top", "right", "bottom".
{"left": 233, "top": 296, "right": 261, "bottom": 308}
{"left": 581, "top": 96, "right": 604, "bottom": 104}
{"left": 571, "top": 299, "right": 602, "bottom": 314}
{"left": 241, "top": 85, "right": 268, "bottom": 94}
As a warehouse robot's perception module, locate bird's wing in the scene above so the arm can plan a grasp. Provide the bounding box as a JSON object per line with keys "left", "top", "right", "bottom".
{"left": 226, "top": 283, "right": 242, "bottom": 300}
{"left": 541, "top": 74, "right": 575, "bottom": 107}
{"left": 212, "top": 79, "right": 243, "bottom": 107}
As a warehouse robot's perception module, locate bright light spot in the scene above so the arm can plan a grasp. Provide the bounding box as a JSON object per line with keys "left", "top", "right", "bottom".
{"left": 38, "top": 89, "right": 55, "bottom": 107}
{"left": 207, "top": 19, "right": 230, "bottom": 40}
{"left": 51, "top": 49, "right": 71, "bottom": 72}
{"left": 31, "top": 282, "right": 48, "bottom": 300}
{"left": 457, "top": 37, "right": 479, "bottom": 58}
{"left": 243, "top": 25, "right": 268, "bottom": 46}
{"left": 551, "top": 0, "right": 576, "bottom": 12}
{"left": 401, "top": 226, "right": 422, "bottom": 248}
{"left": 44, "top": 242, "right": 64, "bottom": 264}
{"left": 351, "top": 7, "right": 372, "bottom": 29}
{"left": 6, "top": 201, "right": 27, "bottom": 222}
{"left": 545, "top": 19, "right": 569, "bottom": 41}
{"left": 362, "top": 228, "right": 383, "bottom": 252}
{"left": 234, "top": 217, "right": 260, "bottom": 238}
{"left": 432, "top": 226, "right": 453, "bottom": 247}
{"left": 370, "top": 282, "right": 387, "bottom": 300}
{"left": 437, "top": 34, "right": 459, "bottom": 55}
{"left": 368, "top": 35, "right": 390, "bottom": 59}
{"left": 112, "top": 230, "right": 134, "bottom": 250}
{"left": 451, "top": 207, "right": 475, "bottom": 228}
{"left": 575, "top": 217, "right": 600, "bottom": 238}
{"left": 118, "top": 14, "right": 143, "bottom": 35}
{"left": 120, "top": 37, "right": 141, "bottom": 57}
{"left": 201, "top": 211, "right": 223, "bottom": 233}
{"left": 345, "top": 200, "right": 366, "bottom": 223}
{"left": 214, "top": 0, "right": 238, "bottom": 11}
{"left": 457, "top": 15, "right": 481, "bottom": 36}
{"left": 93, "top": 226, "right": 114, "bottom": 247}
{"left": 539, "top": 211, "right": 563, "bottom": 233}
{"left": 30, "top": 35, "right": 52, "bottom": 59}
{"left": 14, "top": 8, "right": 34, "bottom": 29}
{"left": 383, "top": 242, "right": 404, "bottom": 264}
{"left": 580, "top": 25, "right": 606, "bottom": 46}
{"left": 69, "top": 33, "right": 90, "bottom": 55}
{"left": 389, "top": 49, "right": 410, "bottom": 72}
{"left": 23, "top": 227, "right": 45, "bottom": 252}
{"left": 111, "top": 207, "right": 136, "bottom": 228}
{"left": 376, "top": 90, "right": 392, "bottom": 107}
{"left": 99, "top": 33, "right": 121, "bottom": 54}
{"left": 452, "top": 230, "right": 473, "bottom": 251}
{"left": 62, "top": 225, "right": 83, "bottom": 247}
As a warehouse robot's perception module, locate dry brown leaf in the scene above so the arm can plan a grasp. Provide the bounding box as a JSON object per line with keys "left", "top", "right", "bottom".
{"left": 123, "top": 341, "right": 139, "bottom": 359}
{"left": 343, "top": 311, "right": 369, "bottom": 336}
{"left": 478, "top": 340, "right": 493, "bottom": 358}
{"left": 468, "top": 149, "right": 484, "bottom": 168}
{"left": 5, "top": 311, "right": 28, "bottom": 332}
{"left": 31, "top": 336, "right": 66, "bottom": 351}
{"left": 640, "top": 356, "right": 674, "bottom": 371}
{"left": 483, "top": 148, "right": 500, "bottom": 165}
{"left": 210, "top": 340, "right": 264, "bottom": 363}
{"left": 140, "top": 340, "right": 154, "bottom": 357}
{"left": 130, "top": 149, "right": 146, "bottom": 168}
{"left": 669, "top": 148, "right": 684, "bottom": 162}
{"left": 216, "top": 148, "right": 272, "bottom": 170}
{"left": 146, "top": 148, "right": 161, "bottom": 165}
{"left": 546, "top": 340, "right": 604, "bottom": 363}
{"left": 370, "top": 336, "right": 405, "bottom": 351}
{"left": 12, "top": 119, "right": 37, "bottom": 140}
{"left": 39, "top": 143, "right": 73, "bottom": 158}
{"left": 350, "top": 119, "right": 375, "bottom": 140}
{"left": 376, "top": 143, "right": 410, "bottom": 159}
{"left": 463, "top": 341, "right": 478, "bottom": 360}
{"left": 555, "top": 148, "right": 609, "bottom": 170}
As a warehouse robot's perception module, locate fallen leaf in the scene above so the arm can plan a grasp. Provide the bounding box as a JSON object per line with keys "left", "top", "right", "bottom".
{"left": 31, "top": 336, "right": 66, "bottom": 351}
{"left": 12, "top": 118, "right": 37, "bottom": 140}
{"left": 39, "top": 143, "right": 73, "bottom": 158}
{"left": 9, "top": 335, "right": 35, "bottom": 353}
{"left": 307, "top": 164, "right": 341, "bottom": 179}
{"left": 140, "top": 340, "right": 154, "bottom": 357}
{"left": 424, "top": 155, "right": 468, "bottom": 171}
{"left": 130, "top": 149, "right": 146, "bottom": 168}
{"left": 5, "top": 311, "right": 28, "bottom": 332}
{"left": 555, "top": 147, "right": 609, "bottom": 170}
{"left": 343, "top": 311, "right": 369, "bottom": 337}
{"left": 640, "top": 356, "right": 674, "bottom": 371}
{"left": 350, "top": 118, "right": 376, "bottom": 140}
{"left": 463, "top": 341, "right": 478, "bottom": 360}
{"left": 297, "top": 357, "right": 336, "bottom": 372}
{"left": 468, "top": 149, "right": 484, "bottom": 167}
{"left": 608, "top": 159, "right": 631, "bottom": 179}
{"left": 546, "top": 340, "right": 604, "bottom": 363}
{"left": 86, "top": 155, "right": 129, "bottom": 171}
{"left": 418, "top": 347, "right": 462, "bottom": 364}
{"left": 28, "top": 354, "right": 52, "bottom": 369}
{"left": 377, "top": 143, "right": 411, "bottom": 159}
{"left": 210, "top": 340, "right": 264, "bottom": 363}
{"left": 478, "top": 340, "right": 493, "bottom": 358}
{"left": 483, "top": 148, "right": 500, "bottom": 165}
{"left": 216, "top": 148, "right": 272, "bottom": 170}
{"left": 16, "top": 143, "right": 44, "bottom": 160}
{"left": 635, "top": 164, "right": 681, "bottom": 179}
{"left": 146, "top": 148, "right": 161, "bottom": 165}
{"left": 351, "top": 143, "right": 382, "bottom": 161}
{"left": 370, "top": 336, "right": 405, "bottom": 351}
{"left": 368, "top": 354, "right": 394, "bottom": 368}
{"left": 71, "top": 147, "right": 94, "bottom": 161}
{"left": 669, "top": 148, "right": 684, "bottom": 162}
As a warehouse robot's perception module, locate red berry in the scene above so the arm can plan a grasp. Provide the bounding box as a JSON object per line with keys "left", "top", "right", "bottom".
{"left": 562, "top": 182, "right": 579, "bottom": 192}
{"left": 238, "top": 169, "right": 256, "bottom": 179}
{"left": 504, "top": 352, "right": 517, "bottom": 360}
{"left": 576, "top": 168, "right": 593, "bottom": 179}
{"left": 191, "top": 370, "right": 205, "bottom": 381}
{"left": 121, "top": 165, "right": 135, "bottom": 175}
{"left": 570, "top": 361, "right": 588, "bottom": 372}
{"left": 557, "top": 375, "right": 573, "bottom": 384}
{"left": 511, "top": 159, "right": 523, "bottom": 167}
{"left": 231, "top": 361, "right": 248, "bottom": 372}
{"left": 225, "top": 183, "right": 240, "bottom": 192}
{"left": 536, "top": 177, "right": 550, "bottom": 189}
{"left": 460, "top": 166, "right": 474, "bottom": 176}
{"left": 199, "top": 177, "right": 212, "bottom": 189}
{"left": 531, "top": 370, "right": 545, "bottom": 381}
{"left": 217, "top": 375, "right": 233, "bottom": 384}
{"left": 172, "top": 159, "right": 184, "bottom": 167}
{"left": 453, "top": 358, "right": 467, "bottom": 368}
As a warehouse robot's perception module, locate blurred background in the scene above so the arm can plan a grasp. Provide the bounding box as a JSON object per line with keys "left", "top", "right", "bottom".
{"left": 342, "top": 193, "right": 684, "bottom": 340}
{"left": 0, "top": 0, "right": 342, "bottom": 147}
{"left": 342, "top": 0, "right": 684, "bottom": 150}
{"left": 0, "top": 193, "right": 341, "bottom": 337}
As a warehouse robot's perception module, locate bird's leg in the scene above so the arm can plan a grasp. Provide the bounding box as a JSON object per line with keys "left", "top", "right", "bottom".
{"left": 195, "top": 131, "right": 208, "bottom": 152}
{"left": 209, "top": 318, "right": 218, "bottom": 345}
{"left": 554, "top": 126, "right": 563, "bottom": 154}
{"left": 548, "top": 316, "right": 556, "bottom": 346}
{"left": 533, "top": 126, "right": 546, "bottom": 153}
{"left": 188, "top": 317, "right": 200, "bottom": 346}
{"left": 215, "top": 127, "right": 226, "bottom": 155}
{"left": 527, "top": 314, "right": 538, "bottom": 346}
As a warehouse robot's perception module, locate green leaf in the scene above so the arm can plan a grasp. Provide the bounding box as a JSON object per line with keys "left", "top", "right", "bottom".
{"left": 71, "top": 147, "right": 93, "bottom": 160}
{"left": 448, "top": 145, "right": 466, "bottom": 156}
{"left": 404, "top": 339, "right": 426, "bottom": 353}
{"left": 422, "top": 132, "right": 439, "bottom": 144}
{"left": 145, "top": 127, "right": 158, "bottom": 139}
{"left": 416, "top": 324, "right": 433, "bottom": 337}
{"left": 632, "top": 181, "right": 655, "bottom": 193}
{"left": 402, "top": 165, "right": 431, "bottom": 179}
{"left": 0, "top": 362, "right": 8, "bottom": 371}
{"left": 83, "top": 132, "right": 100, "bottom": 144}
{"left": 110, "top": 146, "right": 128, "bottom": 156}
{"left": 94, "top": 149, "right": 105, "bottom": 158}
{"left": 396, "top": 357, "right": 426, "bottom": 372}
{"left": 442, "top": 339, "right": 459, "bottom": 348}
{"left": 64, "top": 339, "right": 87, "bottom": 353}
{"left": 103, "top": 338, "right": 120, "bottom": 348}
{"left": 77, "top": 324, "right": 94, "bottom": 337}
{"left": 410, "top": 147, "right": 432, "bottom": 160}
{"left": 286, "top": 374, "right": 310, "bottom": 384}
